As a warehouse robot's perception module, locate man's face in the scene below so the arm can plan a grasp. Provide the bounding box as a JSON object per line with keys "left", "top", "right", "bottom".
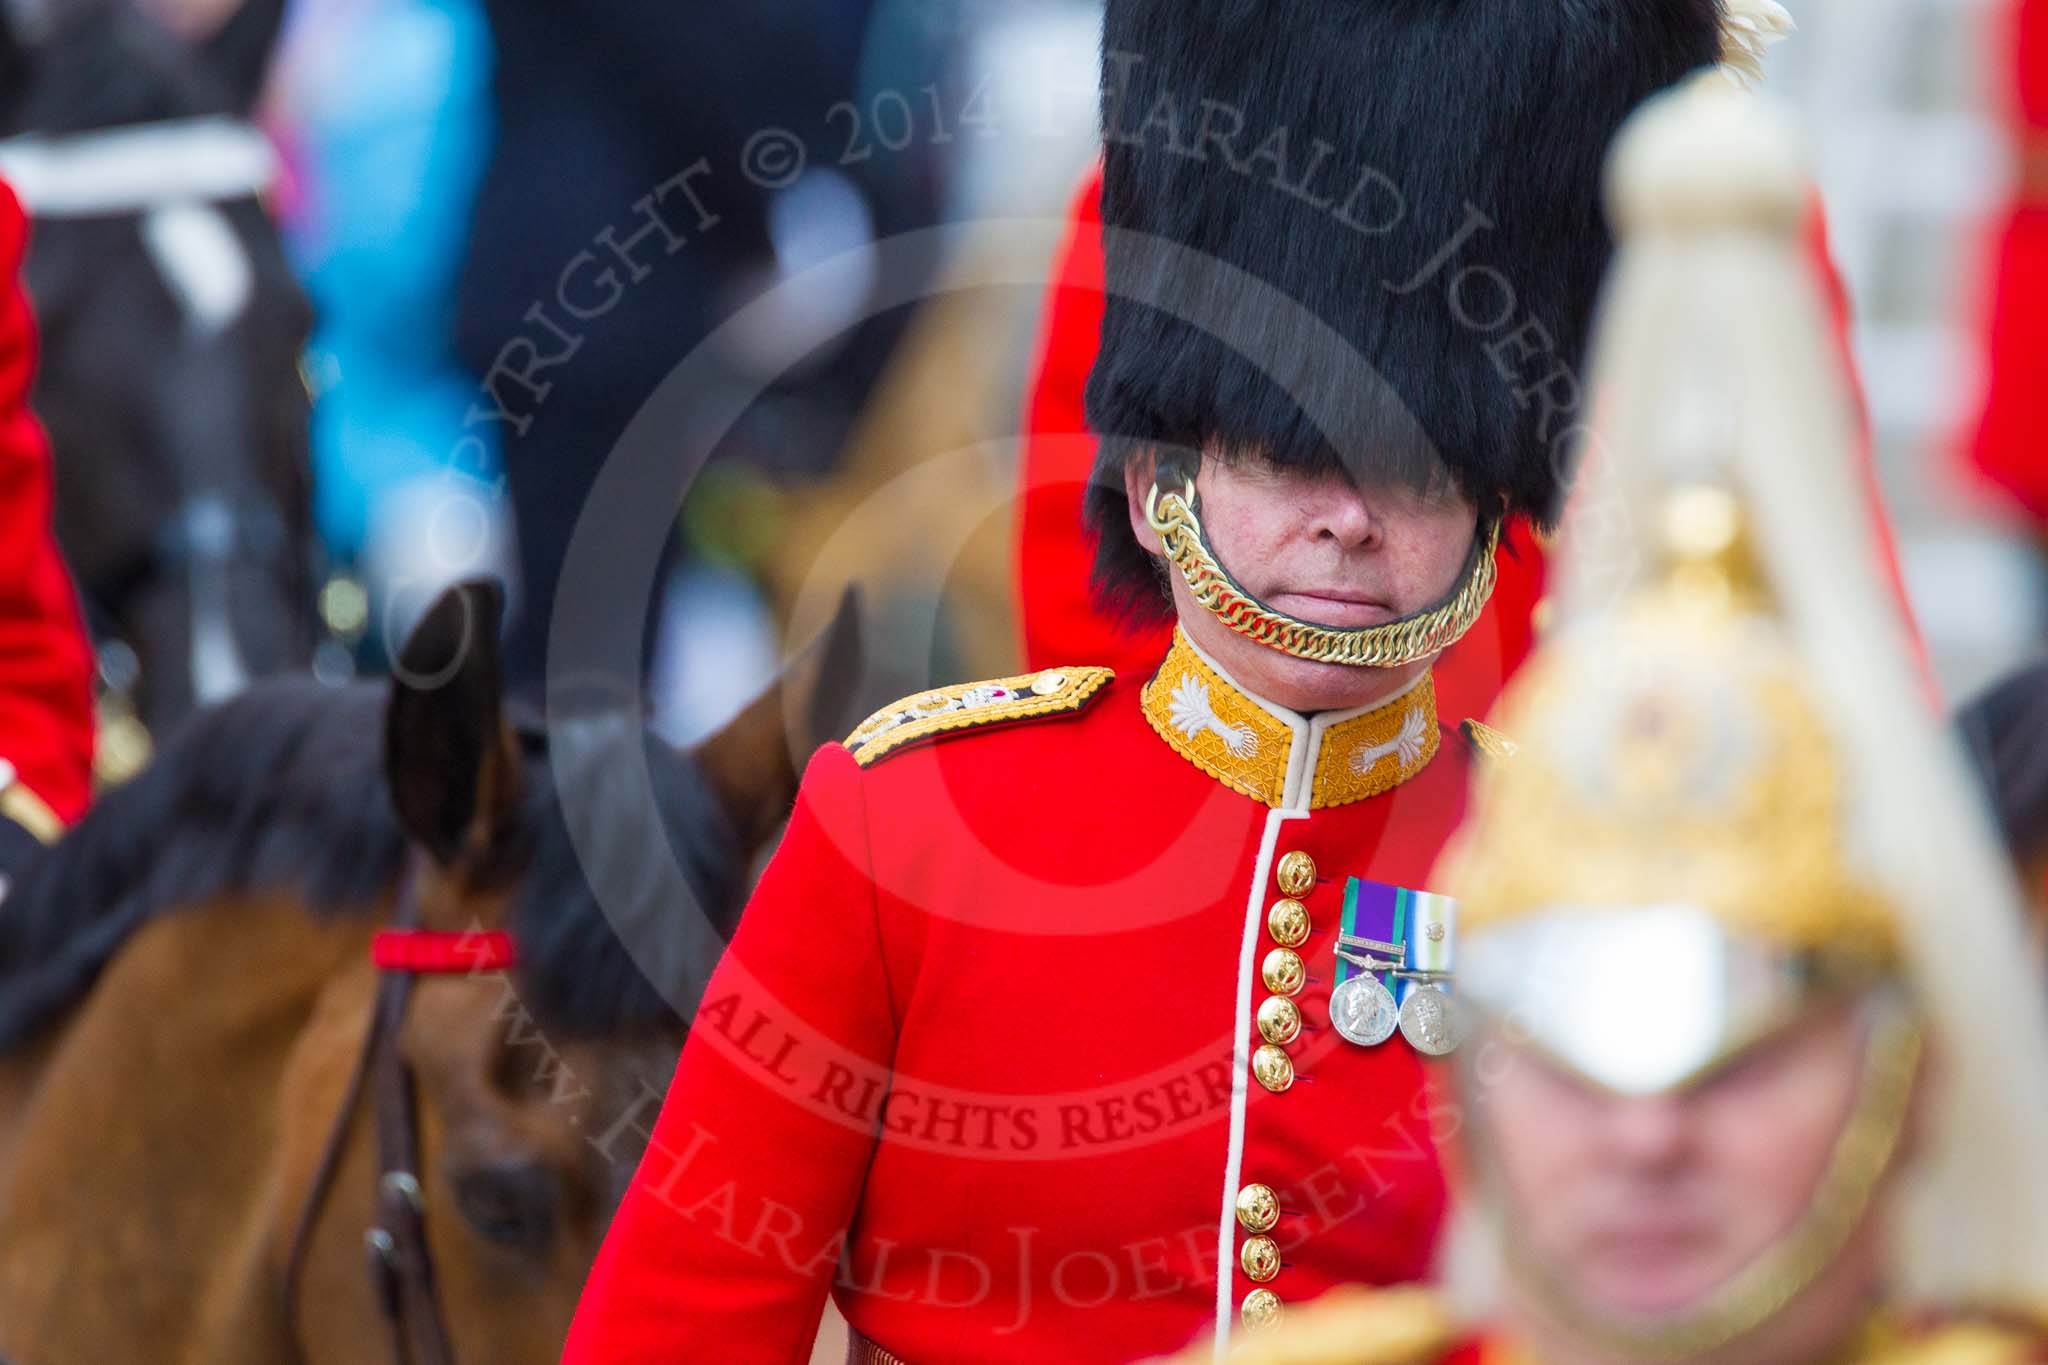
{"left": 1126, "top": 453, "right": 1479, "bottom": 713}
{"left": 1475, "top": 1004, "right": 1873, "bottom": 1322}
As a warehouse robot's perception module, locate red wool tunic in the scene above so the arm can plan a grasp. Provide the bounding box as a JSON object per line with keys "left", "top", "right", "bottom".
{"left": 564, "top": 633, "right": 1477, "bottom": 1363}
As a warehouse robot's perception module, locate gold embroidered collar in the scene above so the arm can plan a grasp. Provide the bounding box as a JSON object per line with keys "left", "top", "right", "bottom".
{"left": 1141, "top": 629, "right": 1440, "bottom": 810}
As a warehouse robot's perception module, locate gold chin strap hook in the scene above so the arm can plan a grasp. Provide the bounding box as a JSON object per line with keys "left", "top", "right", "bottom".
{"left": 1143, "top": 472, "right": 1198, "bottom": 536}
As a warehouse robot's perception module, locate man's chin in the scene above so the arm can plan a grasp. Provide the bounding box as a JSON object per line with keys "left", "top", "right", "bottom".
{"left": 1570, "top": 1253, "right": 1740, "bottom": 1321}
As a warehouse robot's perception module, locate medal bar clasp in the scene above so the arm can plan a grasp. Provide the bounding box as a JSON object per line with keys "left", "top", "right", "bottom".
{"left": 1335, "top": 947, "right": 1403, "bottom": 975}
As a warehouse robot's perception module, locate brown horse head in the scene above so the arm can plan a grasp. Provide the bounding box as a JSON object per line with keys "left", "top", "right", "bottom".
{"left": 303, "top": 579, "right": 862, "bottom": 1362}
{"left": 0, "top": 579, "right": 865, "bottom": 1363}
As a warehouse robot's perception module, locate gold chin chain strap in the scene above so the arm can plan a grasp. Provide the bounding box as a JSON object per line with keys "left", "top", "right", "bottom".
{"left": 1143, "top": 477, "right": 1500, "bottom": 669}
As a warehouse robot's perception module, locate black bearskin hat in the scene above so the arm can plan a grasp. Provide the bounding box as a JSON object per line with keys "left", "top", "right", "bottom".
{"left": 1083, "top": 0, "right": 1725, "bottom": 622}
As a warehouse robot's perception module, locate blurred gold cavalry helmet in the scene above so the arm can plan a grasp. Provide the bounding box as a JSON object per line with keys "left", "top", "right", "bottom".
{"left": 1429, "top": 67, "right": 2048, "bottom": 1361}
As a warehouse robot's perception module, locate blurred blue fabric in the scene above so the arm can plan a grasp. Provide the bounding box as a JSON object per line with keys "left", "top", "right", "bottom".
{"left": 274, "top": 0, "right": 498, "bottom": 562}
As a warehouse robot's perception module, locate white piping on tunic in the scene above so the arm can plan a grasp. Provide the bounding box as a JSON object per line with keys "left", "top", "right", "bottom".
{"left": 1188, "top": 637, "right": 1434, "bottom": 1353}
{"left": 1213, "top": 806, "right": 1305, "bottom": 1358}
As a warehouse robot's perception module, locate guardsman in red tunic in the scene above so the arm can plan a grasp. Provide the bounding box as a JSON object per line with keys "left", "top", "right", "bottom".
{"left": 0, "top": 176, "right": 94, "bottom": 868}
{"left": 1159, "top": 59, "right": 2048, "bottom": 1365}
{"left": 563, "top": 5, "right": 1737, "bottom": 1361}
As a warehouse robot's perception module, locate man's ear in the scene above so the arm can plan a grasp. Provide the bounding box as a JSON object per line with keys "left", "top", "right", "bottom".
{"left": 1124, "top": 450, "right": 1165, "bottom": 558}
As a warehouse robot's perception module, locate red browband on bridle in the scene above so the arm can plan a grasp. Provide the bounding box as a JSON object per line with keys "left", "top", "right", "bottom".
{"left": 370, "top": 928, "right": 518, "bottom": 975}
{"left": 284, "top": 865, "right": 521, "bottom": 1365}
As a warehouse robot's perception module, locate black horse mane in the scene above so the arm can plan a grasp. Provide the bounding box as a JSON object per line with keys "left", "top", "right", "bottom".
{"left": 0, "top": 679, "right": 744, "bottom": 1051}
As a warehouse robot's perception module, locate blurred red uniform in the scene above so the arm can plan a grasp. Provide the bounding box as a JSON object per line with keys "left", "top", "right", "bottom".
{"left": 0, "top": 177, "right": 94, "bottom": 842}
{"left": 1968, "top": 0, "right": 2048, "bottom": 528}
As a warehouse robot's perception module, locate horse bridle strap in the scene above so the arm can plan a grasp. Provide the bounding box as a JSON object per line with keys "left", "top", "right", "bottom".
{"left": 370, "top": 929, "right": 517, "bottom": 975}
{"left": 282, "top": 865, "right": 517, "bottom": 1365}
{"left": 364, "top": 956, "right": 454, "bottom": 1365}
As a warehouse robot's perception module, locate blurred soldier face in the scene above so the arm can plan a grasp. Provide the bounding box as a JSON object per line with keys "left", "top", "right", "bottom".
{"left": 1126, "top": 453, "right": 1480, "bottom": 712}
{"left": 1474, "top": 1003, "right": 1890, "bottom": 1362}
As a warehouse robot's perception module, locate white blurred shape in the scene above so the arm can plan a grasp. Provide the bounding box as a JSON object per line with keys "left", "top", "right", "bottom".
{"left": 363, "top": 473, "right": 515, "bottom": 648}
{"left": 649, "top": 561, "right": 780, "bottom": 748}
{"left": 0, "top": 117, "right": 275, "bottom": 216}
{"left": 719, "top": 170, "right": 877, "bottom": 380}
{"left": 1899, "top": 529, "right": 2048, "bottom": 700}
{"left": 142, "top": 201, "right": 253, "bottom": 335}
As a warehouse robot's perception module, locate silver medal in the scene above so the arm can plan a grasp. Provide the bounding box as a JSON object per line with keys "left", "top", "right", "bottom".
{"left": 1397, "top": 983, "right": 1460, "bottom": 1056}
{"left": 1330, "top": 972, "right": 1400, "bottom": 1046}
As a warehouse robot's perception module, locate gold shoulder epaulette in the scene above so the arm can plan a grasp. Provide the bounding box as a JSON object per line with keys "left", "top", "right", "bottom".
{"left": 844, "top": 667, "right": 1114, "bottom": 768}
{"left": 1160, "top": 1286, "right": 1456, "bottom": 1365}
{"left": 1460, "top": 718, "right": 1520, "bottom": 764}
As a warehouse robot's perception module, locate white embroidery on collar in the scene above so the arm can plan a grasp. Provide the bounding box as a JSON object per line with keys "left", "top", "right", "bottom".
{"left": 1168, "top": 674, "right": 1260, "bottom": 758}
{"left": 1352, "top": 705, "right": 1430, "bottom": 777}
